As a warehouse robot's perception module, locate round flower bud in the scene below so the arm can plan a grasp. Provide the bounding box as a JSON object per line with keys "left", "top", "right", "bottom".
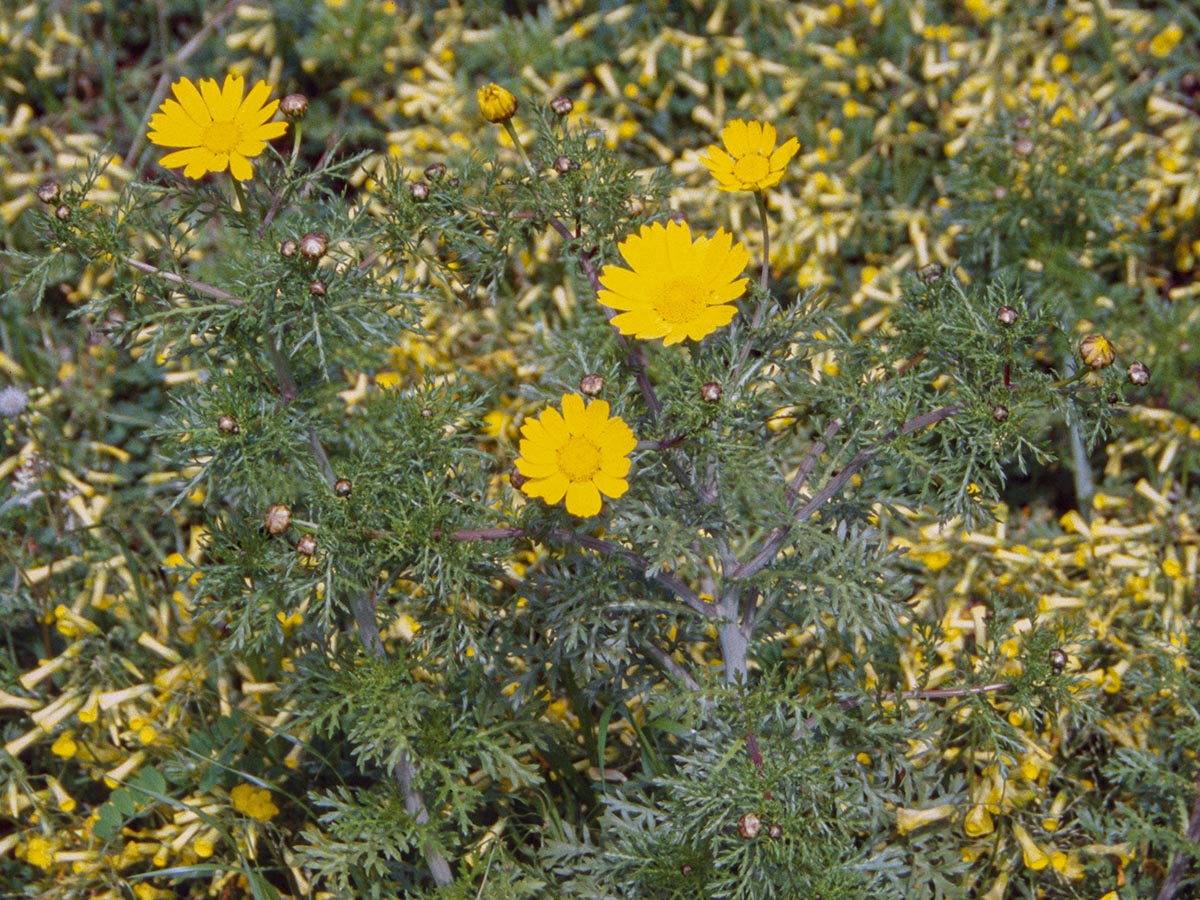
{"left": 424, "top": 162, "right": 447, "bottom": 181}
{"left": 1079, "top": 334, "right": 1115, "bottom": 369}
{"left": 680, "top": 864, "right": 694, "bottom": 876}
{"left": 768, "top": 823, "right": 784, "bottom": 840}
{"left": 992, "top": 404, "right": 1009, "bottom": 423}
{"left": 217, "top": 414, "right": 240, "bottom": 435}
{"left": 477, "top": 82, "right": 518, "bottom": 123}
{"left": 279, "top": 93, "right": 309, "bottom": 119}
{"left": 1126, "top": 361, "right": 1150, "bottom": 386}
{"left": 309, "top": 279, "right": 327, "bottom": 297}
{"left": 991, "top": 186, "right": 1008, "bottom": 201}
{"left": 996, "top": 305, "right": 1018, "bottom": 327}
{"left": 333, "top": 477, "right": 352, "bottom": 498}
{"left": 55, "top": 204, "right": 71, "bottom": 221}
{"left": 1015, "top": 115, "right": 1031, "bottom": 130}
{"left": 36, "top": 181, "right": 61, "bottom": 204}
{"left": 299, "top": 231, "right": 328, "bottom": 259}
{"left": 510, "top": 466, "right": 529, "bottom": 490}
{"left": 737, "top": 812, "right": 762, "bottom": 840}
{"left": 625, "top": 196, "right": 645, "bottom": 217}
{"left": 279, "top": 239, "right": 298, "bottom": 258}
{"left": 296, "top": 534, "right": 317, "bottom": 556}
{"left": 550, "top": 95, "right": 574, "bottom": 116}
{"left": 1049, "top": 648, "right": 1067, "bottom": 674}
{"left": 409, "top": 181, "right": 430, "bottom": 202}
{"left": 701, "top": 382, "right": 722, "bottom": 402}
{"left": 264, "top": 503, "right": 292, "bottom": 535}
{"left": 579, "top": 373, "right": 605, "bottom": 396}
{"left": 1013, "top": 136, "right": 1034, "bottom": 157}
{"left": 553, "top": 155, "right": 574, "bottom": 174}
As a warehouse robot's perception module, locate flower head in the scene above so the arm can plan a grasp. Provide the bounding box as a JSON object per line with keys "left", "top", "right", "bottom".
{"left": 148, "top": 74, "right": 288, "bottom": 181}
{"left": 229, "top": 783, "right": 279, "bottom": 821}
{"left": 700, "top": 120, "right": 799, "bottom": 192}
{"left": 597, "top": 221, "right": 750, "bottom": 345}
{"left": 477, "top": 82, "right": 518, "bottom": 123}
{"left": 515, "top": 393, "right": 635, "bottom": 517}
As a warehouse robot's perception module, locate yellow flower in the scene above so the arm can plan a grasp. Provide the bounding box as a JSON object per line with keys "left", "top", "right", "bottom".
{"left": 964, "top": 803, "right": 995, "bottom": 837}
{"left": 700, "top": 119, "right": 799, "bottom": 192}
{"left": 229, "top": 782, "right": 279, "bottom": 821}
{"left": 147, "top": 74, "right": 288, "bottom": 181}
{"left": 895, "top": 803, "right": 957, "bottom": 835}
{"left": 597, "top": 221, "right": 750, "bottom": 345}
{"left": 25, "top": 834, "right": 54, "bottom": 869}
{"left": 1013, "top": 822, "right": 1051, "bottom": 870}
{"left": 515, "top": 393, "right": 635, "bottom": 518}
{"left": 477, "top": 82, "right": 518, "bottom": 123}
{"left": 1150, "top": 23, "right": 1183, "bottom": 58}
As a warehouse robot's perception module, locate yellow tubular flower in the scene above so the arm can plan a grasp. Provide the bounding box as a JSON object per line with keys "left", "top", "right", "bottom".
{"left": 147, "top": 74, "right": 288, "bottom": 181}
{"left": 477, "top": 82, "right": 518, "bottom": 123}
{"left": 895, "top": 803, "right": 957, "bottom": 835}
{"left": 1012, "top": 822, "right": 1051, "bottom": 870}
{"left": 597, "top": 221, "right": 750, "bottom": 345}
{"left": 700, "top": 119, "right": 799, "bottom": 192}
{"left": 229, "top": 783, "right": 279, "bottom": 821}
{"left": 515, "top": 393, "right": 635, "bottom": 518}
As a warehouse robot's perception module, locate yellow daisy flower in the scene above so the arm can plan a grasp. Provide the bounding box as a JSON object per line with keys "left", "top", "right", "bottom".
{"left": 147, "top": 74, "right": 288, "bottom": 181}
{"left": 700, "top": 119, "right": 799, "bottom": 192}
{"left": 477, "top": 82, "right": 518, "bottom": 123}
{"left": 515, "top": 393, "right": 635, "bottom": 518}
{"left": 597, "top": 220, "right": 750, "bottom": 345}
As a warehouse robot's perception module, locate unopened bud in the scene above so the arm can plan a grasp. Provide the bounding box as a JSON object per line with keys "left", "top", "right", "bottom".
{"left": 996, "top": 305, "right": 1018, "bottom": 327}
{"left": 992, "top": 404, "right": 1009, "bottom": 423}
{"left": 424, "top": 162, "right": 447, "bottom": 181}
{"left": 1013, "top": 136, "right": 1034, "bottom": 157}
{"left": 701, "top": 382, "right": 722, "bottom": 402}
{"left": 55, "top": 204, "right": 71, "bottom": 221}
{"left": 553, "top": 155, "right": 574, "bottom": 174}
{"left": 477, "top": 82, "right": 518, "bottom": 123}
{"left": 296, "top": 534, "right": 317, "bottom": 556}
{"left": 333, "top": 477, "right": 352, "bottom": 498}
{"left": 579, "top": 373, "right": 605, "bottom": 396}
{"left": 1049, "top": 648, "right": 1067, "bottom": 674}
{"left": 510, "top": 466, "right": 529, "bottom": 490}
{"left": 279, "top": 93, "right": 309, "bottom": 119}
{"left": 1126, "top": 361, "right": 1150, "bottom": 385}
{"left": 1079, "top": 334, "right": 1115, "bottom": 369}
{"left": 992, "top": 186, "right": 1008, "bottom": 201}
{"left": 410, "top": 181, "right": 430, "bottom": 201}
{"left": 309, "top": 279, "right": 327, "bottom": 297}
{"left": 217, "top": 414, "right": 240, "bottom": 435}
{"left": 264, "top": 504, "right": 292, "bottom": 535}
{"left": 738, "top": 812, "right": 762, "bottom": 840}
{"left": 550, "top": 95, "right": 574, "bottom": 116}
{"left": 36, "top": 181, "right": 61, "bottom": 204}
{"left": 280, "top": 239, "right": 298, "bottom": 257}
{"left": 299, "top": 231, "right": 328, "bottom": 259}
{"left": 768, "top": 823, "right": 784, "bottom": 840}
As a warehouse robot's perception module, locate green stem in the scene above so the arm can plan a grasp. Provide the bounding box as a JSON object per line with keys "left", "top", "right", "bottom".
{"left": 754, "top": 190, "right": 771, "bottom": 298}
{"left": 290, "top": 121, "right": 303, "bottom": 170}
{"left": 230, "top": 178, "right": 251, "bottom": 223}
{"left": 502, "top": 120, "right": 537, "bottom": 178}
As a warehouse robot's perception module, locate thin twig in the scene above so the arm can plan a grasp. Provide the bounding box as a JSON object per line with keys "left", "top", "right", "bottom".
{"left": 122, "top": 256, "right": 246, "bottom": 306}
{"left": 639, "top": 641, "right": 702, "bottom": 692}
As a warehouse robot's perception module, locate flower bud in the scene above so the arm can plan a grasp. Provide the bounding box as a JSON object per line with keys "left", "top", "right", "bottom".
{"left": 1126, "top": 361, "right": 1150, "bottom": 385}
{"left": 279, "top": 239, "right": 298, "bottom": 258}
{"left": 553, "top": 155, "right": 574, "bottom": 174}
{"left": 279, "top": 93, "right": 309, "bottom": 119}
{"left": 217, "top": 414, "right": 240, "bottom": 435}
{"left": 510, "top": 466, "right": 529, "bottom": 490}
{"left": 767, "top": 823, "right": 783, "bottom": 839}
{"left": 996, "top": 305, "right": 1018, "bottom": 327}
{"left": 477, "top": 82, "right": 518, "bottom": 123}
{"left": 550, "top": 95, "right": 574, "bottom": 116}
{"left": 264, "top": 504, "right": 292, "bottom": 535}
{"left": 333, "top": 477, "right": 352, "bottom": 498}
{"left": 55, "top": 204, "right": 71, "bottom": 221}
{"left": 992, "top": 404, "right": 1009, "bottom": 423}
{"left": 991, "top": 185, "right": 1008, "bottom": 201}
{"left": 309, "top": 279, "right": 327, "bottom": 297}
{"left": 701, "top": 382, "right": 722, "bottom": 402}
{"left": 1013, "top": 136, "right": 1034, "bottom": 156}
{"left": 625, "top": 197, "right": 645, "bottom": 217}
{"left": 1049, "top": 648, "right": 1067, "bottom": 674}
{"left": 299, "top": 231, "right": 328, "bottom": 259}
{"left": 409, "top": 181, "right": 430, "bottom": 202}
{"left": 918, "top": 264, "right": 943, "bottom": 282}
{"left": 36, "top": 181, "right": 61, "bottom": 204}
{"left": 296, "top": 534, "right": 317, "bottom": 557}
{"left": 1079, "top": 334, "right": 1115, "bottom": 369}
{"left": 737, "top": 812, "right": 762, "bottom": 839}
{"left": 424, "top": 162, "right": 447, "bottom": 181}
{"left": 579, "top": 373, "right": 605, "bottom": 396}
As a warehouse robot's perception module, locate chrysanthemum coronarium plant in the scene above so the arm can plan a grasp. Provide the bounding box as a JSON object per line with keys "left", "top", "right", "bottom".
{"left": 14, "top": 71, "right": 1134, "bottom": 899}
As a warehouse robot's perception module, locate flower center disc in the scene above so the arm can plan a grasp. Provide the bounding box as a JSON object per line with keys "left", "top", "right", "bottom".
{"left": 733, "top": 153, "right": 770, "bottom": 185}
{"left": 202, "top": 121, "right": 243, "bottom": 154}
{"left": 656, "top": 277, "right": 708, "bottom": 323}
{"left": 557, "top": 435, "right": 602, "bottom": 482}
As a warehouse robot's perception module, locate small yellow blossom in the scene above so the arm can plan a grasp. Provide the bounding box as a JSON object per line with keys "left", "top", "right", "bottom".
{"left": 229, "top": 782, "right": 279, "bottom": 821}
{"left": 1149, "top": 23, "right": 1183, "bottom": 58}
{"left": 477, "top": 82, "right": 518, "bottom": 123}
{"left": 895, "top": 803, "right": 957, "bottom": 835}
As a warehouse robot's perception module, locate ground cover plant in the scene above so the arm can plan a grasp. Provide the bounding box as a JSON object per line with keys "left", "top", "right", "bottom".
{"left": 1, "top": 1, "right": 1199, "bottom": 898}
